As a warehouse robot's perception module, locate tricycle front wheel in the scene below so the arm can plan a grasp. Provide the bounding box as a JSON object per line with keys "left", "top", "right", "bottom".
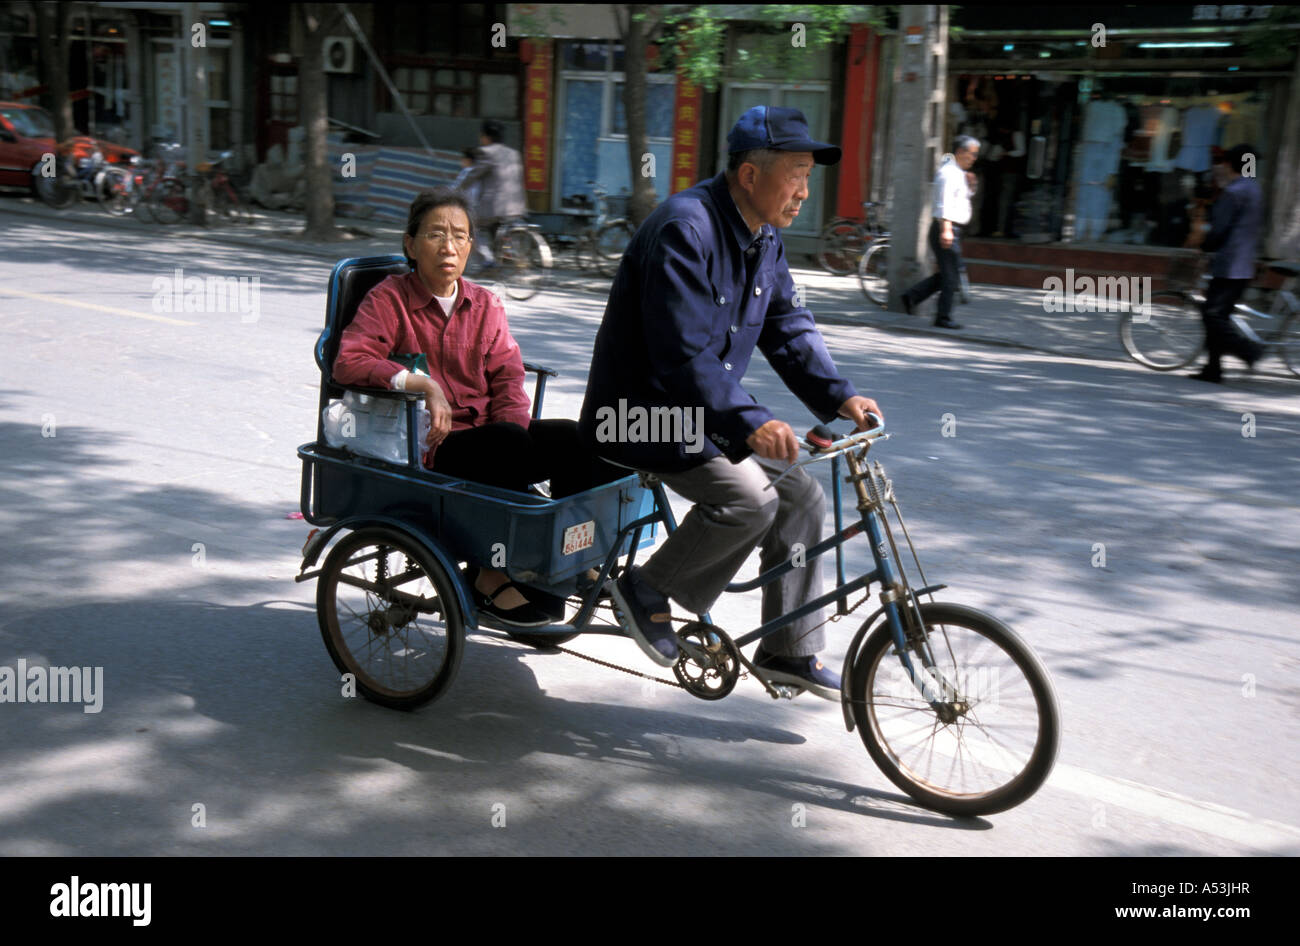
{"left": 317, "top": 527, "right": 465, "bottom": 710}
{"left": 849, "top": 602, "right": 1059, "bottom": 816}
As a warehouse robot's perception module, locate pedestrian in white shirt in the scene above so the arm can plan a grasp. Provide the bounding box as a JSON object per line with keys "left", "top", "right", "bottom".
{"left": 901, "top": 136, "right": 979, "bottom": 329}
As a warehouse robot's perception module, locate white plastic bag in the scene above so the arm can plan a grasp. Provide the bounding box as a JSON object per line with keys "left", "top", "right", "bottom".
{"left": 322, "top": 390, "right": 431, "bottom": 465}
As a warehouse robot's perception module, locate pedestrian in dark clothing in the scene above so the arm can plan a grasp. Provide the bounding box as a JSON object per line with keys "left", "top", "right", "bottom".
{"left": 1191, "top": 144, "right": 1265, "bottom": 383}
{"left": 901, "top": 136, "right": 980, "bottom": 329}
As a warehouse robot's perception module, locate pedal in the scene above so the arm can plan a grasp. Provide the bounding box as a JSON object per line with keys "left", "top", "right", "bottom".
{"left": 769, "top": 683, "right": 805, "bottom": 700}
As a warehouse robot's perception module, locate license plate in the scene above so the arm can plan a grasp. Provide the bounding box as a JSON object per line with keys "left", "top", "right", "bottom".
{"left": 562, "top": 520, "right": 595, "bottom": 556}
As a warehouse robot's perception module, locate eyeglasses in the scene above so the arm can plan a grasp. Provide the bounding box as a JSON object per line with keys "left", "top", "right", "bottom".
{"left": 421, "top": 230, "right": 472, "bottom": 249}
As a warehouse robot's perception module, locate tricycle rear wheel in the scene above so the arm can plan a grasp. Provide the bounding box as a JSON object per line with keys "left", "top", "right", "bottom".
{"left": 317, "top": 527, "right": 465, "bottom": 710}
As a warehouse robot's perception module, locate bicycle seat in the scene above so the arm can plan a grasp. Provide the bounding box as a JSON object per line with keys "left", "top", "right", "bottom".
{"left": 1267, "top": 261, "right": 1300, "bottom": 278}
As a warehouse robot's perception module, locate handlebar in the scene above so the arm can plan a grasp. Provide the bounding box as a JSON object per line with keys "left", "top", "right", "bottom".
{"left": 763, "top": 416, "right": 888, "bottom": 491}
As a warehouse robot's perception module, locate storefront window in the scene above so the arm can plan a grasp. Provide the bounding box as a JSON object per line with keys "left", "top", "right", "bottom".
{"left": 611, "top": 81, "right": 675, "bottom": 137}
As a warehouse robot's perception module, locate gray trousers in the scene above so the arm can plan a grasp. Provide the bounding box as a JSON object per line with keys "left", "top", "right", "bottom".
{"left": 638, "top": 454, "right": 826, "bottom": 657}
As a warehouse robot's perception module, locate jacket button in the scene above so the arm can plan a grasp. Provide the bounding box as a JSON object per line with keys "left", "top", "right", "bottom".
{"left": 754, "top": 286, "right": 762, "bottom": 296}
{"left": 730, "top": 324, "right": 738, "bottom": 333}
{"left": 724, "top": 362, "right": 733, "bottom": 371}
{"left": 717, "top": 295, "right": 726, "bottom": 305}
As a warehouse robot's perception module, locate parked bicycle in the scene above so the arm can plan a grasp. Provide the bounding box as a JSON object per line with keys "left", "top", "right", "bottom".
{"left": 34, "top": 146, "right": 135, "bottom": 216}
{"left": 554, "top": 181, "right": 634, "bottom": 278}
{"left": 1119, "top": 257, "right": 1300, "bottom": 378}
{"left": 150, "top": 149, "right": 251, "bottom": 225}
{"left": 817, "top": 200, "right": 887, "bottom": 276}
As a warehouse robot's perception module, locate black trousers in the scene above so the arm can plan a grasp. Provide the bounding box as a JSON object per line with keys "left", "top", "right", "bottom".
{"left": 1200, "top": 277, "right": 1261, "bottom": 370}
{"left": 432, "top": 418, "right": 623, "bottom": 498}
{"left": 904, "top": 219, "right": 963, "bottom": 321}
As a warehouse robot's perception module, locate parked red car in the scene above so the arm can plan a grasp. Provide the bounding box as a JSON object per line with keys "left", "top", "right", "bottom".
{"left": 0, "top": 101, "right": 139, "bottom": 191}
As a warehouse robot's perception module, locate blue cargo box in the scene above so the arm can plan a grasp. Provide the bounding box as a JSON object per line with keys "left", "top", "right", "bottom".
{"left": 301, "top": 443, "right": 657, "bottom": 587}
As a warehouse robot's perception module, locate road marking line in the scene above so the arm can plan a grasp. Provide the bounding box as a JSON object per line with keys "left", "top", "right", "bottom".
{"left": 1047, "top": 762, "right": 1300, "bottom": 849}
{"left": 0, "top": 286, "right": 197, "bottom": 326}
{"left": 1009, "top": 460, "right": 1300, "bottom": 510}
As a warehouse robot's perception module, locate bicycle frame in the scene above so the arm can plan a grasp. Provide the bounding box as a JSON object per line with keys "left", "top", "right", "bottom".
{"left": 548, "top": 427, "right": 953, "bottom": 705}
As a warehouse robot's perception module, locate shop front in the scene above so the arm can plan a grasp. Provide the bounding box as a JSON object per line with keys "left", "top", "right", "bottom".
{"left": 946, "top": 4, "right": 1298, "bottom": 285}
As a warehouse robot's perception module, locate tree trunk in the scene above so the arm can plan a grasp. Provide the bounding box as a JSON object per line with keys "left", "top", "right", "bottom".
{"left": 34, "top": 1, "right": 75, "bottom": 144}
{"left": 299, "top": 4, "right": 338, "bottom": 240}
{"left": 621, "top": 5, "right": 659, "bottom": 227}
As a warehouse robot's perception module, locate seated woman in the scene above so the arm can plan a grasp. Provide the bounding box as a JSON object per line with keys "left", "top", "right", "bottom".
{"left": 333, "top": 187, "right": 620, "bottom": 626}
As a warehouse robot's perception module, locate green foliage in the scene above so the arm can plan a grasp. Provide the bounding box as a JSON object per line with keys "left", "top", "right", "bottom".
{"left": 1238, "top": 5, "right": 1300, "bottom": 64}
{"left": 660, "top": 4, "right": 885, "bottom": 92}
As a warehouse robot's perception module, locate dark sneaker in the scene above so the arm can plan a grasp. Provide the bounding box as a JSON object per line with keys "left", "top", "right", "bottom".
{"left": 753, "top": 647, "right": 841, "bottom": 701}
{"left": 933, "top": 318, "right": 963, "bottom": 330}
{"left": 610, "top": 567, "right": 678, "bottom": 667}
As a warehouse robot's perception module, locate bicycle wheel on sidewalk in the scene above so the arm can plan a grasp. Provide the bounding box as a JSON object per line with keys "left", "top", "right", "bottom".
{"left": 500, "top": 228, "right": 553, "bottom": 301}
{"left": 858, "top": 240, "right": 889, "bottom": 307}
{"left": 1118, "top": 291, "right": 1204, "bottom": 370}
{"left": 150, "top": 178, "right": 189, "bottom": 224}
{"left": 817, "top": 220, "right": 869, "bottom": 276}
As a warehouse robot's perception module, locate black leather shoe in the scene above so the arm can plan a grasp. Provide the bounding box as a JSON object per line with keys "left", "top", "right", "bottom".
{"left": 901, "top": 295, "right": 914, "bottom": 316}
{"left": 1190, "top": 365, "right": 1223, "bottom": 383}
{"left": 934, "top": 318, "right": 963, "bottom": 330}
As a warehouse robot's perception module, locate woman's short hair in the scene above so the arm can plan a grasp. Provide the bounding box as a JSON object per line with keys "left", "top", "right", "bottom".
{"left": 404, "top": 187, "right": 476, "bottom": 266}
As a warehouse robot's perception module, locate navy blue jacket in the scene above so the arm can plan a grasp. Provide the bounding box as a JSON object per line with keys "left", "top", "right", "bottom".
{"left": 578, "top": 173, "right": 859, "bottom": 473}
{"left": 1203, "top": 176, "right": 1261, "bottom": 280}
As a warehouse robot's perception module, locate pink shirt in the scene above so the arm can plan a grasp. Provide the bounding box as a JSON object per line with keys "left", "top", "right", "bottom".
{"left": 333, "top": 271, "right": 532, "bottom": 436}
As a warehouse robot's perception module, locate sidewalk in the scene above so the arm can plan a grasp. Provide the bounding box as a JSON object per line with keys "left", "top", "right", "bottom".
{"left": 0, "top": 193, "right": 1186, "bottom": 367}
{"left": 798, "top": 267, "right": 1127, "bottom": 363}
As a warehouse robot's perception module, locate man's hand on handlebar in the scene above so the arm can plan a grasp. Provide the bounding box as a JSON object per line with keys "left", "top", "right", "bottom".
{"left": 746, "top": 418, "right": 800, "bottom": 464}
{"left": 838, "top": 395, "right": 884, "bottom": 432}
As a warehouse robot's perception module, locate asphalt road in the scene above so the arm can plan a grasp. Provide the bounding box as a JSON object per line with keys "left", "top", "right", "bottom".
{"left": 1, "top": 211, "right": 1297, "bottom": 856}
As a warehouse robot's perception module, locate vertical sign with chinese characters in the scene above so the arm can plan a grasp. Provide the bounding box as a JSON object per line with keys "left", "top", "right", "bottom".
{"left": 522, "top": 39, "right": 553, "bottom": 192}
{"left": 671, "top": 76, "right": 701, "bottom": 194}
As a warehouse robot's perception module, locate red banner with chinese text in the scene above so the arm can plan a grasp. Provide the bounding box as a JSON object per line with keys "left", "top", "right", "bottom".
{"left": 670, "top": 76, "right": 701, "bottom": 195}
{"left": 522, "top": 39, "right": 553, "bottom": 192}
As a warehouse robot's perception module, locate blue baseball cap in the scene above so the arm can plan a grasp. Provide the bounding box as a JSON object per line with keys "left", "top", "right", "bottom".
{"left": 726, "top": 105, "right": 841, "bottom": 165}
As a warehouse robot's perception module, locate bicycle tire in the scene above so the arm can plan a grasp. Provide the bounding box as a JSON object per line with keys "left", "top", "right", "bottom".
{"left": 99, "top": 167, "right": 132, "bottom": 216}
{"left": 33, "top": 169, "right": 75, "bottom": 209}
{"left": 849, "top": 601, "right": 1060, "bottom": 816}
{"left": 500, "top": 227, "right": 553, "bottom": 301}
{"left": 1118, "top": 290, "right": 1204, "bottom": 371}
{"left": 210, "top": 180, "right": 252, "bottom": 224}
{"left": 150, "top": 177, "right": 188, "bottom": 224}
{"left": 1278, "top": 312, "right": 1300, "bottom": 380}
{"left": 817, "top": 220, "right": 869, "bottom": 276}
{"left": 858, "top": 240, "right": 889, "bottom": 307}
{"left": 595, "top": 219, "right": 634, "bottom": 278}
{"left": 317, "top": 527, "right": 465, "bottom": 711}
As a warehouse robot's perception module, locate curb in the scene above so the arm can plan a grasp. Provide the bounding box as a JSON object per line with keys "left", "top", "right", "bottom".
{"left": 814, "top": 309, "right": 1119, "bottom": 362}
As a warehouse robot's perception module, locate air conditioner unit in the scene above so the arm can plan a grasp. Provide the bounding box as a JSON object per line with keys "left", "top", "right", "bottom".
{"left": 322, "top": 36, "right": 357, "bottom": 74}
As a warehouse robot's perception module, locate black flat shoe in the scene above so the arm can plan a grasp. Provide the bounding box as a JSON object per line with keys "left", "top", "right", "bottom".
{"left": 934, "top": 318, "right": 963, "bottom": 330}
{"left": 1190, "top": 366, "right": 1223, "bottom": 383}
{"left": 477, "top": 580, "right": 554, "bottom": 627}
